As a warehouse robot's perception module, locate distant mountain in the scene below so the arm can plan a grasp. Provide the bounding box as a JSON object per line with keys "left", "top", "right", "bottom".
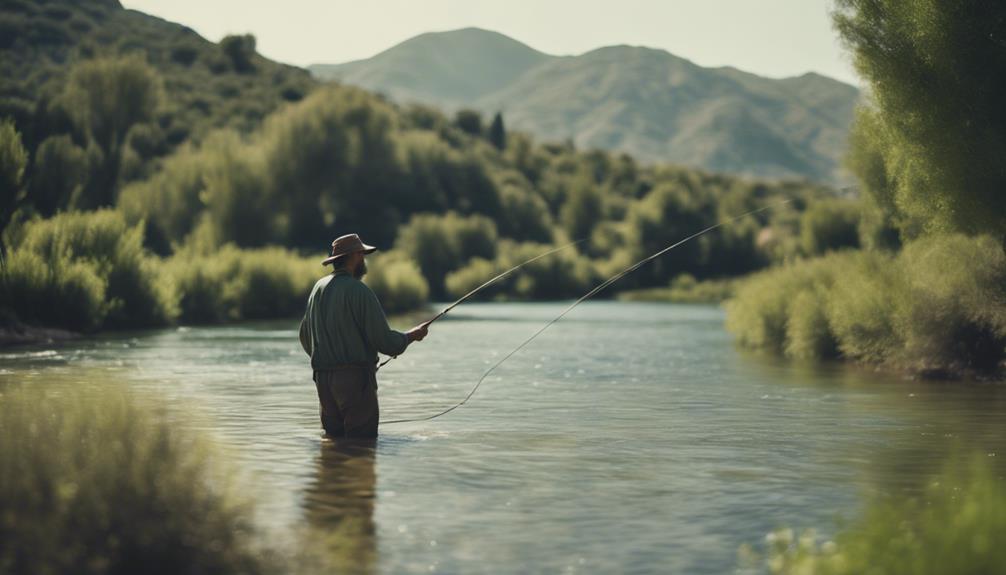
{"left": 310, "top": 29, "right": 859, "bottom": 183}
{"left": 311, "top": 28, "right": 549, "bottom": 107}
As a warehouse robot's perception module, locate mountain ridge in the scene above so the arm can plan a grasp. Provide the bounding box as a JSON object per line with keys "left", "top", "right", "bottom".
{"left": 310, "top": 28, "right": 859, "bottom": 183}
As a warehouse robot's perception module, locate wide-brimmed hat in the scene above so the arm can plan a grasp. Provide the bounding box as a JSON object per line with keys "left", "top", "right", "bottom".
{"left": 322, "top": 233, "right": 377, "bottom": 265}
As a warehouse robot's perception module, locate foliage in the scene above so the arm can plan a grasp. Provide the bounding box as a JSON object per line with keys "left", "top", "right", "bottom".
{"left": 749, "top": 455, "right": 1006, "bottom": 575}
{"left": 445, "top": 240, "right": 595, "bottom": 301}
{"left": 0, "top": 383, "right": 277, "bottom": 575}
{"left": 617, "top": 274, "right": 737, "bottom": 304}
{"left": 0, "top": 248, "right": 107, "bottom": 331}
{"left": 488, "top": 111, "right": 506, "bottom": 150}
{"left": 28, "top": 134, "right": 90, "bottom": 216}
{"left": 799, "top": 198, "right": 860, "bottom": 256}
{"left": 364, "top": 250, "right": 430, "bottom": 314}
{"left": 726, "top": 234, "right": 1006, "bottom": 375}
{"left": 62, "top": 55, "right": 162, "bottom": 207}
{"left": 395, "top": 211, "right": 498, "bottom": 298}
{"left": 0, "top": 118, "right": 27, "bottom": 263}
{"left": 835, "top": 0, "right": 1006, "bottom": 240}
{"left": 166, "top": 245, "right": 321, "bottom": 324}
{"left": 220, "top": 34, "right": 256, "bottom": 74}
{"left": 3, "top": 210, "right": 177, "bottom": 329}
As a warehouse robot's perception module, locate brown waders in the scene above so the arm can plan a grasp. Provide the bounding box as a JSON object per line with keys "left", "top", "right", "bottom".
{"left": 313, "top": 364, "right": 379, "bottom": 438}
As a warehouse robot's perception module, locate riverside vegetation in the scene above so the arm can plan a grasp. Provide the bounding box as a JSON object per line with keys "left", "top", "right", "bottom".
{"left": 0, "top": 0, "right": 851, "bottom": 338}
{"left": 0, "top": 381, "right": 373, "bottom": 574}
{"left": 725, "top": 0, "right": 1006, "bottom": 379}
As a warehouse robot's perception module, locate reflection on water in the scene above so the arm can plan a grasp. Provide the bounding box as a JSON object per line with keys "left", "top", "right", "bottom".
{"left": 1, "top": 302, "right": 1004, "bottom": 574}
{"left": 303, "top": 438, "right": 377, "bottom": 573}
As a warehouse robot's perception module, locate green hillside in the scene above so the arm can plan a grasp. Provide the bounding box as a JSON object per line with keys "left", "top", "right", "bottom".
{"left": 311, "top": 30, "right": 860, "bottom": 184}
{"left": 1, "top": 0, "right": 850, "bottom": 336}
{"left": 1, "top": 0, "right": 314, "bottom": 154}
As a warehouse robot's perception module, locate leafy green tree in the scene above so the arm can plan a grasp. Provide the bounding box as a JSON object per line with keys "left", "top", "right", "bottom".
{"left": 220, "top": 34, "right": 257, "bottom": 74}
{"left": 0, "top": 118, "right": 27, "bottom": 267}
{"left": 560, "top": 176, "right": 602, "bottom": 242}
{"left": 835, "top": 0, "right": 1006, "bottom": 245}
{"left": 488, "top": 111, "right": 506, "bottom": 150}
{"left": 800, "top": 199, "right": 861, "bottom": 256}
{"left": 63, "top": 56, "right": 162, "bottom": 208}
{"left": 29, "top": 135, "right": 89, "bottom": 216}
{"left": 454, "top": 109, "right": 482, "bottom": 136}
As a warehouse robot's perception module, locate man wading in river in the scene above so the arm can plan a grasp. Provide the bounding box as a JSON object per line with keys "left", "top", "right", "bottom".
{"left": 300, "top": 233, "right": 430, "bottom": 438}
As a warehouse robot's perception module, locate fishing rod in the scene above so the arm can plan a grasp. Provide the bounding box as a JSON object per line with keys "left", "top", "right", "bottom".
{"left": 375, "top": 239, "right": 585, "bottom": 371}
{"left": 383, "top": 200, "right": 790, "bottom": 425}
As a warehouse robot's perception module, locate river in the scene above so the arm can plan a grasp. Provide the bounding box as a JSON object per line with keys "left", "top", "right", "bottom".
{"left": 2, "top": 302, "right": 1004, "bottom": 574}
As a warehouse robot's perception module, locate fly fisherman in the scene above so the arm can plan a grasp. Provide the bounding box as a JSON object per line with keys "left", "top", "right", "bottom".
{"left": 300, "top": 233, "right": 430, "bottom": 438}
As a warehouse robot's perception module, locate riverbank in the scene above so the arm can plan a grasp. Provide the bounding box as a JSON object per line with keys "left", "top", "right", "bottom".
{"left": 725, "top": 235, "right": 1006, "bottom": 382}
{"left": 0, "top": 321, "right": 79, "bottom": 347}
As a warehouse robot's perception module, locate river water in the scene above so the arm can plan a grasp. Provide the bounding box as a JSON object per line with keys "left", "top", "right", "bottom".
{"left": 2, "top": 302, "right": 1005, "bottom": 574}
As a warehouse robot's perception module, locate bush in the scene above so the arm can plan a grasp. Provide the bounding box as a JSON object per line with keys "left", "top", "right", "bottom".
{"left": 445, "top": 240, "right": 595, "bottom": 301}
{"left": 394, "top": 212, "right": 497, "bottom": 298}
{"left": 0, "top": 249, "right": 107, "bottom": 331}
{"left": 800, "top": 199, "right": 861, "bottom": 256}
{"left": 0, "top": 383, "right": 276, "bottom": 575}
{"left": 726, "top": 234, "right": 1006, "bottom": 376}
{"left": 750, "top": 455, "right": 1006, "bottom": 575}
{"left": 4, "top": 210, "right": 177, "bottom": 329}
{"left": 166, "top": 245, "right": 320, "bottom": 324}
{"left": 364, "top": 250, "right": 429, "bottom": 313}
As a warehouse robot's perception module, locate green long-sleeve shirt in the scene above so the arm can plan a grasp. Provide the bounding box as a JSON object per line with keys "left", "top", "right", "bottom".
{"left": 299, "top": 270, "right": 409, "bottom": 369}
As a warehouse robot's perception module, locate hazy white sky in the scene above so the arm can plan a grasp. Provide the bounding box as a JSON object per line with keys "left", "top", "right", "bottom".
{"left": 121, "top": 0, "right": 859, "bottom": 85}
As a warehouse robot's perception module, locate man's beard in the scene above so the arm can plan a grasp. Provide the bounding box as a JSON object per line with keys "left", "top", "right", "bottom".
{"left": 353, "top": 259, "right": 368, "bottom": 279}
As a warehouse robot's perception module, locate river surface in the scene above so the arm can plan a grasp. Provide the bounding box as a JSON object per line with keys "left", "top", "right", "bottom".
{"left": 2, "top": 302, "right": 1005, "bottom": 574}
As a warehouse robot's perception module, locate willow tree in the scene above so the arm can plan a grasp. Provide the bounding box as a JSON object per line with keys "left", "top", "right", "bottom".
{"left": 63, "top": 56, "right": 162, "bottom": 208}
{"left": 834, "top": 1, "right": 1006, "bottom": 245}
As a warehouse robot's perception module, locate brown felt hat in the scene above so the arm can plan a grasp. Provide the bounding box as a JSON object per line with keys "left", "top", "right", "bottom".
{"left": 322, "top": 233, "right": 377, "bottom": 265}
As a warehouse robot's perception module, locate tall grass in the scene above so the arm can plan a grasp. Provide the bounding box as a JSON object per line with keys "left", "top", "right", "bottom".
{"left": 725, "top": 234, "right": 1006, "bottom": 376}
{"left": 749, "top": 455, "right": 1006, "bottom": 575}
{"left": 0, "top": 383, "right": 274, "bottom": 575}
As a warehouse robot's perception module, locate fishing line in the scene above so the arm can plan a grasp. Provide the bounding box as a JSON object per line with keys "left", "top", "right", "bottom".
{"left": 376, "top": 239, "right": 586, "bottom": 372}
{"left": 383, "top": 200, "right": 790, "bottom": 425}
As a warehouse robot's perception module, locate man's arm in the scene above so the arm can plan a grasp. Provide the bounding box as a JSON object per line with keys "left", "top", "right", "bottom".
{"left": 357, "top": 285, "right": 411, "bottom": 357}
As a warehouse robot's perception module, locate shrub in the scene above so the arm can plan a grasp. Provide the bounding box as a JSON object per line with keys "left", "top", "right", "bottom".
{"left": 0, "top": 383, "right": 276, "bottom": 575}
{"left": 394, "top": 212, "right": 497, "bottom": 298}
{"left": 166, "top": 245, "right": 321, "bottom": 324}
{"left": 0, "top": 249, "right": 107, "bottom": 331}
{"left": 364, "top": 250, "right": 429, "bottom": 313}
{"left": 14, "top": 210, "right": 178, "bottom": 328}
{"left": 726, "top": 234, "right": 1006, "bottom": 376}
{"left": 800, "top": 199, "right": 861, "bottom": 256}
{"left": 445, "top": 240, "right": 595, "bottom": 301}
{"left": 751, "top": 455, "right": 1006, "bottom": 575}
{"left": 3, "top": 210, "right": 177, "bottom": 329}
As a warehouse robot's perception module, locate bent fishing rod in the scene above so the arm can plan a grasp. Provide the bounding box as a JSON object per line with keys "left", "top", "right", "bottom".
{"left": 383, "top": 200, "right": 790, "bottom": 425}
{"left": 375, "top": 239, "right": 585, "bottom": 371}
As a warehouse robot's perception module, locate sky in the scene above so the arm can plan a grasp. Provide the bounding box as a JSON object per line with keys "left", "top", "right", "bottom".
{"left": 121, "top": 0, "right": 859, "bottom": 85}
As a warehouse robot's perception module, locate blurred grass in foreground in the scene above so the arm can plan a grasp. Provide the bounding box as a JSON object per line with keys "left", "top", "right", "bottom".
{"left": 0, "top": 382, "right": 367, "bottom": 575}
{"left": 742, "top": 454, "right": 1006, "bottom": 575}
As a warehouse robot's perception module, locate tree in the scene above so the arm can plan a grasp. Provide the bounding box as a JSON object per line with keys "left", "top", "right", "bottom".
{"left": 0, "top": 118, "right": 27, "bottom": 267}
{"left": 63, "top": 56, "right": 162, "bottom": 208}
{"left": 454, "top": 109, "right": 482, "bottom": 136}
{"left": 29, "top": 135, "right": 90, "bottom": 217}
{"left": 488, "top": 111, "right": 506, "bottom": 150}
{"left": 220, "top": 34, "right": 257, "bottom": 74}
{"left": 835, "top": 1, "right": 1006, "bottom": 246}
